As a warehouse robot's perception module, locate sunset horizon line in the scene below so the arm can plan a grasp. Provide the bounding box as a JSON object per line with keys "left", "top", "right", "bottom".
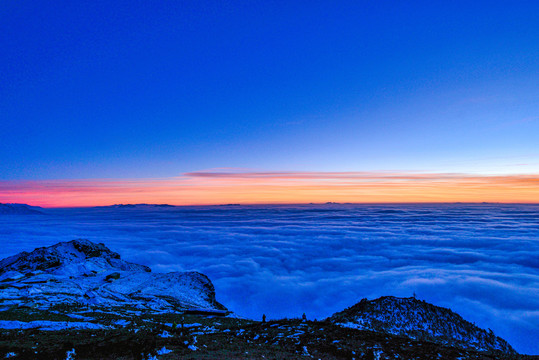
{"left": 1, "top": 170, "right": 538, "bottom": 208}
{"left": 15, "top": 201, "right": 539, "bottom": 210}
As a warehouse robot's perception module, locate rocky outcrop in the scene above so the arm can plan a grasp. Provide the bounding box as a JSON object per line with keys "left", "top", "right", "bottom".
{"left": 0, "top": 239, "right": 150, "bottom": 275}
{"left": 0, "top": 239, "right": 226, "bottom": 313}
{"left": 328, "top": 296, "right": 515, "bottom": 355}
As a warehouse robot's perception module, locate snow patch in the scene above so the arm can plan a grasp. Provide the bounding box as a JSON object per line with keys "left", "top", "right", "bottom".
{"left": 159, "top": 330, "right": 172, "bottom": 338}
{"left": 156, "top": 346, "right": 172, "bottom": 355}
{"left": 0, "top": 320, "right": 105, "bottom": 330}
{"left": 65, "top": 348, "right": 76, "bottom": 360}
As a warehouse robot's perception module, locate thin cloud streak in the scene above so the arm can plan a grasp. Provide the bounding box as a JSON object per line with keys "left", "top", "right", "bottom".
{"left": 0, "top": 171, "right": 538, "bottom": 207}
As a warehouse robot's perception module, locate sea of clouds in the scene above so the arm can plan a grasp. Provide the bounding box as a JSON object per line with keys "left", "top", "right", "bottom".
{"left": 0, "top": 204, "right": 537, "bottom": 354}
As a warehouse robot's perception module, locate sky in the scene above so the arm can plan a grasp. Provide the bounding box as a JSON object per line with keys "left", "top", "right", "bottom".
{"left": 1, "top": 3, "right": 539, "bottom": 354}
{"left": 1, "top": 0, "right": 539, "bottom": 205}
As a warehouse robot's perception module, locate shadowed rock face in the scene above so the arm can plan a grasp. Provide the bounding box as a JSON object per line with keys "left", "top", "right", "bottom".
{"left": 328, "top": 296, "right": 516, "bottom": 355}
{"left": 0, "top": 239, "right": 226, "bottom": 313}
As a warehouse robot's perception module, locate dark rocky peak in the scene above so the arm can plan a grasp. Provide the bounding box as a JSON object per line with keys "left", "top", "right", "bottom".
{"left": 69, "top": 239, "right": 120, "bottom": 259}
{"left": 0, "top": 239, "right": 150, "bottom": 275}
{"left": 329, "top": 296, "right": 516, "bottom": 355}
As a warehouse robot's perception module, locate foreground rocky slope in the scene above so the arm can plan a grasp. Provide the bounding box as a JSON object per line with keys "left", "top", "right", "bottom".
{"left": 0, "top": 240, "right": 523, "bottom": 359}
{"left": 329, "top": 296, "right": 515, "bottom": 355}
{"left": 0, "top": 239, "right": 225, "bottom": 313}
{"left": 0, "top": 315, "right": 525, "bottom": 360}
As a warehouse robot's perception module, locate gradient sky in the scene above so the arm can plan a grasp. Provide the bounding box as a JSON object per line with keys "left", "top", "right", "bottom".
{"left": 1, "top": 1, "right": 538, "bottom": 205}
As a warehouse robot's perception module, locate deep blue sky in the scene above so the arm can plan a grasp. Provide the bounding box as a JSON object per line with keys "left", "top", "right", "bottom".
{"left": 1, "top": 1, "right": 538, "bottom": 180}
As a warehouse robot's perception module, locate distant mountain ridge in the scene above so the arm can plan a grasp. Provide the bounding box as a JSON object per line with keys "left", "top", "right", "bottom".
{"left": 96, "top": 204, "right": 177, "bottom": 209}
{"left": 0, "top": 203, "right": 43, "bottom": 215}
{"left": 329, "top": 295, "right": 515, "bottom": 355}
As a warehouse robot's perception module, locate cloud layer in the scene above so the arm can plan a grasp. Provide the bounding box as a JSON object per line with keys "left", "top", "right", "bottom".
{"left": 0, "top": 204, "right": 538, "bottom": 353}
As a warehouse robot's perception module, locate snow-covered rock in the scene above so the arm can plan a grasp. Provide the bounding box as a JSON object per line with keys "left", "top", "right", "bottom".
{"left": 156, "top": 346, "right": 172, "bottom": 355}
{"left": 0, "top": 239, "right": 226, "bottom": 313}
{"left": 328, "top": 296, "right": 515, "bottom": 355}
{"left": 0, "top": 320, "right": 107, "bottom": 330}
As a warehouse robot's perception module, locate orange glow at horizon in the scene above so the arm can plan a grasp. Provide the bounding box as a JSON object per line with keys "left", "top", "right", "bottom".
{"left": 1, "top": 171, "right": 538, "bottom": 207}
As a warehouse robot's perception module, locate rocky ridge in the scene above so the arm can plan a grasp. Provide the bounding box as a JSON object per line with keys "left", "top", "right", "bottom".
{"left": 329, "top": 295, "right": 515, "bottom": 355}
{"left": 0, "top": 239, "right": 225, "bottom": 313}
